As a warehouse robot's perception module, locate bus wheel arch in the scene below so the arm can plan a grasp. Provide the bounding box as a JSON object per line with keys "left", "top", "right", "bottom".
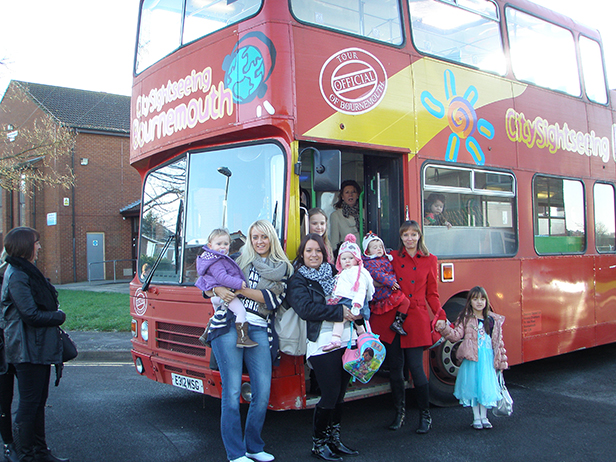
{"left": 428, "top": 294, "right": 466, "bottom": 406}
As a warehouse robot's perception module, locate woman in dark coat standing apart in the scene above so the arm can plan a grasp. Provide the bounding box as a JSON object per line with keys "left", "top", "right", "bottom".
{"left": 286, "top": 234, "right": 359, "bottom": 461}
{"left": 1, "top": 227, "right": 68, "bottom": 462}
{"left": 369, "top": 221, "right": 446, "bottom": 434}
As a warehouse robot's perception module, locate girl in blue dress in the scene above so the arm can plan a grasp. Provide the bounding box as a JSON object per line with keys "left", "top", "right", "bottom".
{"left": 436, "top": 286, "right": 508, "bottom": 429}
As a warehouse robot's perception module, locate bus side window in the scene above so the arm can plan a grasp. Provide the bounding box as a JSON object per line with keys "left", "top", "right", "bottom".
{"left": 534, "top": 176, "right": 585, "bottom": 254}
{"left": 423, "top": 165, "right": 517, "bottom": 258}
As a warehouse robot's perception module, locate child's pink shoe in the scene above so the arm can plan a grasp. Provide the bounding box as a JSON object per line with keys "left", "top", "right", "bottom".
{"left": 322, "top": 339, "right": 342, "bottom": 352}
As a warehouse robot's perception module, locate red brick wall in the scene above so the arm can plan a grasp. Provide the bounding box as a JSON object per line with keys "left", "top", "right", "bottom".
{"left": 0, "top": 83, "right": 141, "bottom": 284}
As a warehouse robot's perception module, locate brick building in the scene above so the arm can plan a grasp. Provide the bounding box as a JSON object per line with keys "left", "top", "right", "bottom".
{"left": 0, "top": 80, "right": 141, "bottom": 284}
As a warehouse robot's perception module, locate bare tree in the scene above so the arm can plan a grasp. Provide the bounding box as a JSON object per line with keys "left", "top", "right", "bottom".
{"left": 0, "top": 84, "right": 76, "bottom": 193}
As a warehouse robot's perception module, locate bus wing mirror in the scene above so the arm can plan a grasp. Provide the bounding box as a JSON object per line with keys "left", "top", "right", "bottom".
{"left": 313, "top": 149, "right": 341, "bottom": 191}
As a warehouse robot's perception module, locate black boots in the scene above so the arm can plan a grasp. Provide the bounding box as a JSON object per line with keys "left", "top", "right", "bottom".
{"left": 388, "top": 382, "right": 432, "bottom": 433}
{"left": 311, "top": 407, "right": 341, "bottom": 461}
{"left": 3, "top": 443, "right": 19, "bottom": 462}
{"left": 388, "top": 379, "right": 406, "bottom": 431}
{"left": 33, "top": 416, "right": 69, "bottom": 462}
{"left": 390, "top": 312, "right": 408, "bottom": 336}
{"left": 15, "top": 410, "right": 70, "bottom": 462}
{"left": 328, "top": 404, "right": 358, "bottom": 456}
{"left": 415, "top": 383, "right": 432, "bottom": 434}
{"left": 13, "top": 422, "right": 35, "bottom": 462}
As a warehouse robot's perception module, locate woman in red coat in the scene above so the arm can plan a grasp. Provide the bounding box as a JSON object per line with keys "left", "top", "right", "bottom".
{"left": 370, "top": 220, "right": 446, "bottom": 434}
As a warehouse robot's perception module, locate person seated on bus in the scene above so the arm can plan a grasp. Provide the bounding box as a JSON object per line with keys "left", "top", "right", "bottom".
{"left": 423, "top": 193, "right": 452, "bottom": 229}
{"left": 329, "top": 180, "right": 362, "bottom": 252}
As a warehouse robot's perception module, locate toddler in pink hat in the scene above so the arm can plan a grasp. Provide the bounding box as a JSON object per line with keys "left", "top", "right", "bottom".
{"left": 324, "top": 234, "right": 375, "bottom": 351}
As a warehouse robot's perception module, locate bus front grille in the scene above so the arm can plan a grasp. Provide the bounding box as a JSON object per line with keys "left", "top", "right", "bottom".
{"left": 156, "top": 322, "right": 206, "bottom": 357}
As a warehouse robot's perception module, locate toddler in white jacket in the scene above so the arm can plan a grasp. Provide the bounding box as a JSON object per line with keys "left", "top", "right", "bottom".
{"left": 324, "top": 234, "right": 375, "bottom": 351}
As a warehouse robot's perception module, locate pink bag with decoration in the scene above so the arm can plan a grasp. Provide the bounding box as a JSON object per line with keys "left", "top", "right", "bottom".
{"left": 341, "top": 322, "right": 386, "bottom": 384}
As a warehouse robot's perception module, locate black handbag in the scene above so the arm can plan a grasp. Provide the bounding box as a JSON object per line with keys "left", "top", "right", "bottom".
{"left": 59, "top": 328, "right": 78, "bottom": 362}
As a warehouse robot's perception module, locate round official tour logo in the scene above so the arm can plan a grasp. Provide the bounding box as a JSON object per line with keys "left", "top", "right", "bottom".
{"left": 319, "top": 48, "right": 387, "bottom": 115}
{"left": 134, "top": 288, "right": 147, "bottom": 316}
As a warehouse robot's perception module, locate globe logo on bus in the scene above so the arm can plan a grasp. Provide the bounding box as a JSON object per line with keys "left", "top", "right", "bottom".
{"left": 224, "top": 45, "right": 265, "bottom": 104}
{"left": 421, "top": 69, "right": 494, "bottom": 165}
{"left": 222, "top": 31, "right": 277, "bottom": 109}
{"left": 320, "top": 48, "right": 388, "bottom": 115}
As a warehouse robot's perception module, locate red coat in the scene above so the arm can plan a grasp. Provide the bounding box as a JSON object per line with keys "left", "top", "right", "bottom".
{"left": 370, "top": 249, "right": 445, "bottom": 348}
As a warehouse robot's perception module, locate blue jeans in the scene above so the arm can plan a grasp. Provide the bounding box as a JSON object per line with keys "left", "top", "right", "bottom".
{"left": 211, "top": 323, "right": 272, "bottom": 461}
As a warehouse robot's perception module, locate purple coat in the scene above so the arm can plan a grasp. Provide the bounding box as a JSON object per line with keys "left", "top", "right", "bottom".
{"left": 194, "top": 246, "right": 246, "bottom": 292}
{"left": 362, "top": 255, "right": 396, "bottom": 303}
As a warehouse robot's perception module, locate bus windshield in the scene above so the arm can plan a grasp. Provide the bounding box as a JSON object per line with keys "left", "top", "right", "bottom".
{"left": 138, "top": 142, "right": 286, "bottom": 285}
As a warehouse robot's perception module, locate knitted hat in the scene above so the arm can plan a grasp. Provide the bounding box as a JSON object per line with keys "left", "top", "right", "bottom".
{"left": 362, "top": 231, "right": 392, "bottom": 260}
{"left": 336, "top": 234, "right": 362, "bottom": 270}
{"left": 336, "top": 234, "right": 363, "bottom": 291}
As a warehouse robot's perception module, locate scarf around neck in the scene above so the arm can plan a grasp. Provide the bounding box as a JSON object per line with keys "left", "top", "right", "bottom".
{"left": 5, "top": 255, "right": 59, "bottom": 312}
{"left": 341, "top": 202, "right": 361, "bottom": 232}
{"left": 298, "top": 263, "right": 335, "bottom": 295}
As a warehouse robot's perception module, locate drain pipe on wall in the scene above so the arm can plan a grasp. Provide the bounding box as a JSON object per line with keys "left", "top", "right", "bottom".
{"left": 71, "top": 143, "right": 77, "bottom": 282}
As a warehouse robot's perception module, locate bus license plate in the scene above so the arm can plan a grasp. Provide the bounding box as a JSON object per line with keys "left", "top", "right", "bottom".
{"left": 171, "top": 373, "right": 204, "bottom": 394}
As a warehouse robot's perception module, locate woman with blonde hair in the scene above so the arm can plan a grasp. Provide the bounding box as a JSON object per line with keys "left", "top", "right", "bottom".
{"left": 205, "top": 220, "right": 292, "bottom": 462}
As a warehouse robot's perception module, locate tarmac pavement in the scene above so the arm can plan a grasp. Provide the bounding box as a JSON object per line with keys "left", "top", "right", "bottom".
{"left": 57, "top": 280, "right": 133, "bottom": 363}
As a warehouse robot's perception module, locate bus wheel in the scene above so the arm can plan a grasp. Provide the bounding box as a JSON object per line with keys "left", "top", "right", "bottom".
{"left": 428, "top": 296, "right": 465, "bottom": 407}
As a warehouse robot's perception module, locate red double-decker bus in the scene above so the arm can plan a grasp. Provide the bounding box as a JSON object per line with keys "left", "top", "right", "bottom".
{"left": 129, "top": 0, "right": 616, "bottom": 408}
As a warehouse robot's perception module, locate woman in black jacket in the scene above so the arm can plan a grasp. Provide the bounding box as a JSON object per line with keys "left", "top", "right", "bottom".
{"left": 1, "top": 227, "right": 68, "bottom": 462}
{"left": 286, "top": 234, "right": 359, "bottom": 461}
{"left": 0, "top": 249, "right": 18, "bottom": 462}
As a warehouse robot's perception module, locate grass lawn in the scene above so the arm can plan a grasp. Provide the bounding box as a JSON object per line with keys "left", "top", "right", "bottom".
{"left": 57, "top": 289, "right": 131, "bottom": 332}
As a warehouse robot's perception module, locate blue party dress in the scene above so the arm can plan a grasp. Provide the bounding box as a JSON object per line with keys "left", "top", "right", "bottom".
{"left": 453, "top": 319, "right": 502, "bottom": 408}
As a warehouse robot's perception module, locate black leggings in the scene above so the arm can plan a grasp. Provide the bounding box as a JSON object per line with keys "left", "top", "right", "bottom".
{"left": 14, "top": 363, "right": 50, "bottom": 427}
{"left": 0, "top": 364, "right": 16, "bottom": 444}
{"left": 386, "top": 334, "right": 428, "bottom": 389}
{"left": 309, "top": 348, "right": 350, "bottom": 409}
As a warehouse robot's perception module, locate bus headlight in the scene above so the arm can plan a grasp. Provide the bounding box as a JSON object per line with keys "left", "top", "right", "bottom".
{"left": 135, "top": 357, "right": 145, "bottom": 374}
{"left": 141, "top": 320, "right": 149, "bottom": 342}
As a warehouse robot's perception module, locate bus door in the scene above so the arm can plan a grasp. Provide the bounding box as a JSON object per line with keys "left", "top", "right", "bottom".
{"left": 363, "top": 155, "right": 404, "bottom": 250}
{"left": 297, "top": 146, "right": 404, "bottom": 252}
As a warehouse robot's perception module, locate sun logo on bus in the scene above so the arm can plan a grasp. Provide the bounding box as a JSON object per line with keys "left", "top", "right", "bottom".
{"left": 421, "top": 69, "right": 494, "bottom": 165}
{"left": 222, "top": 32, "right": 277, "bottom": 118}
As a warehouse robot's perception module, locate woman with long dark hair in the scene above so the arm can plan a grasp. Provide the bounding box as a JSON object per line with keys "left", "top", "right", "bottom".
{"left": 286, "top": 233, "right": 359, "bottom": 461}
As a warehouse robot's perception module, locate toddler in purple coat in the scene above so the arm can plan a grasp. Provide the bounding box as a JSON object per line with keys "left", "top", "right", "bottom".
{"left": 195, "top": 228, "right": 257, "bottom": 348}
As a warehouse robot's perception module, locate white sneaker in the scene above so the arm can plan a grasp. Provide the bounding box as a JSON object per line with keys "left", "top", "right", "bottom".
{"left": 230, "top": 457, "right": 252, "bottom": 462}
{"left": 246, "top": 451, "right": 275, "bottom": 462}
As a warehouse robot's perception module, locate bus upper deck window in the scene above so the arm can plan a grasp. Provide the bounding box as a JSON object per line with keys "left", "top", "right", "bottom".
{"left": 506, "top": 7, "right": 580, "bottom": 97}
{"left": 291, "top": 0, "right": 403, "bottom": 45}
{"left": 579, "top": 36, "right": 608, "bottom": 105}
